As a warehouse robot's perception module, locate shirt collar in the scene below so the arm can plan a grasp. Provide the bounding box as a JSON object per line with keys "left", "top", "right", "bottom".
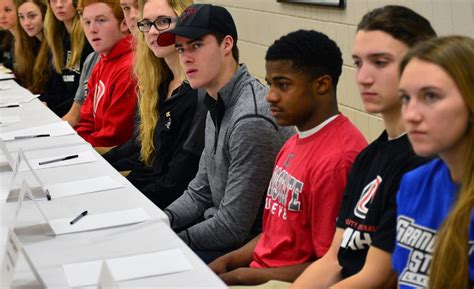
{"left": 297, "top": 114, "right": 340, "bottom": 139}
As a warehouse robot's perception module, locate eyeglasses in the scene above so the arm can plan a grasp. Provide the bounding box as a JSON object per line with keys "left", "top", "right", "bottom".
{"left": 137, "top": 17, "right": 177, "bottom": 33}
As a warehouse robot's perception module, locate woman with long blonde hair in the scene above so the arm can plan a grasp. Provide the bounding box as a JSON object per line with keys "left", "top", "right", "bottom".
{"left": 103, "top": 0, "right": 207, "bottom": 208}
{"left": 393, "top": 36, "right": 474, "bottom": 289}
{"left": 14, "top": 0, "right": 49, "bottom": 93}
{"left": 39, "top": 0, "right": 93, "bottom": 116}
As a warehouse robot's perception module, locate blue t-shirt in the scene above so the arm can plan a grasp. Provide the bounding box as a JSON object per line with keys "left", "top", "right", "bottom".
{"left": 393, "top": 159, "right": 474, "bottom": 288}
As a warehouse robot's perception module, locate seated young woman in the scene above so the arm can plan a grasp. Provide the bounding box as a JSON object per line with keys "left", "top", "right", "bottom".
{"left": 103, "top": 0, "right": 207, "bottom": 209}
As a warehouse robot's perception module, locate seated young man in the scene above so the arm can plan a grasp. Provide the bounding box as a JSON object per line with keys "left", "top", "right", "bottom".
{"left": 74, "top": 0, "right": 137, "bottom": 147}
{"left": 157, "top": 4, "right": 294, "bottom": 263}
{"left": 291, "top": 6, "right": 436, "bottom": 289}
{"left": 208, "top": 29, "right": 367, "bottom": 286}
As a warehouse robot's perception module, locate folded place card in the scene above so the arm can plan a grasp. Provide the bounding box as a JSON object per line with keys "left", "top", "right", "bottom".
{"left": 0, "top": 116, "right": 20, "bottom": 127}
{"left": 46, "top": 176, "right": 124, "bottom": 199}
{"left": 62, "top": 248, "right": 193, "bottom": 287}
{"left": 98, "top": 261, "right": 120, "bottom": 289}
{"left": 19, "top": 150, "right": 97, "bottom": 171}
{"left": 0, "top": 121, "right": 75, "bottom": 141}
{"left": 48, "top": 208, "right": 151, "bottom": 235}
{"left": 0, "top": 73, "right": 14, "bottom": 80}
{"left": 0, "top": 94, "right": 39, "bottom": 104}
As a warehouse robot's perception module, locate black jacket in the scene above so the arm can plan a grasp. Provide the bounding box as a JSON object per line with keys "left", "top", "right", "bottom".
{"left": 104, "top": 81, "right": 207, "bottom": 208}
{"left": 39, "top": 34, "right": 93, "bottom": 117}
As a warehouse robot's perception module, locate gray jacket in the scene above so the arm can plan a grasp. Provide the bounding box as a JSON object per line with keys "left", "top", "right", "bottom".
{"left": 73, "top": 51, "right": 100, "bottom": 104}
{"left": 165, "top": 64, "right": 293, "bottom": 251}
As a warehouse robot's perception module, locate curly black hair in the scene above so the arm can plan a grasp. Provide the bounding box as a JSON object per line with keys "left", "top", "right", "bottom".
{"left": 265, "top": 29, "right": 342, "bottom": 87}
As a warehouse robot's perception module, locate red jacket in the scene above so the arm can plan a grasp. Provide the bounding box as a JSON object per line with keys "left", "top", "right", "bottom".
{"left": 75, "top": 34, "right": 137, "bottom": 147}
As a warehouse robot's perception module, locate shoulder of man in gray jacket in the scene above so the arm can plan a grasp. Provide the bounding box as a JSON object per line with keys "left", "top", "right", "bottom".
{"left": 73, "top": 51, "right": 101, "bottom": 104}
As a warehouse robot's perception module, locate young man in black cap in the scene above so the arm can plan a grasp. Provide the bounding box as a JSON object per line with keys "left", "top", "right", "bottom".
{"left": 158, "top": 4, "right": 294, "bottom": 263}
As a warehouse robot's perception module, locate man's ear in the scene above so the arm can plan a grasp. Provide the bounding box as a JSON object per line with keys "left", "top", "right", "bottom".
{"left": 313, "top": 74, "right": 332, "bottom": 95}
{"left": 221, "top": 35, "right": 234, "bottom": 57}
{"left": 120, "top": 18, "right": 129, "bottom": 34}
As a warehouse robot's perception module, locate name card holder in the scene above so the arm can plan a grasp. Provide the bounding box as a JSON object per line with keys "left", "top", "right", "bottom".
{"left": 98, "top": 261, "right": 120, "bottom": 289}
{"left": 6, "top": 149, "right": 50, "bottom": 202}
{"left": 0, "top": 138, "right": 14, "bottom": 168}
{"left": 13, "top": 180, "right": 55, "bottom": 236}
{"left": 1, "top": 228, "right": 46, "bottom": 288}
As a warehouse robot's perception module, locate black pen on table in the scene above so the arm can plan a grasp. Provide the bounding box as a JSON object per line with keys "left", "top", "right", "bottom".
{"left": 38, "top": 154, "right": 78, "bottom": 165}
{"left": 70, "top": 210, "right": 88, "bottom": 225}
{"left": 45, "top": 189, "right": 51, "bottom": 201}
{"left": 14, "top": 134, "right": 50, "bottom": 140}
{"left": 0, "top": 104, "right": 19, "bottom": 108}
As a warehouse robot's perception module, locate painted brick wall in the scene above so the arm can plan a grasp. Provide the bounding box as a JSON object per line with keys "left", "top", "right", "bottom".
{"left": 196, "top": 0, "right": 474, "bottom": 141}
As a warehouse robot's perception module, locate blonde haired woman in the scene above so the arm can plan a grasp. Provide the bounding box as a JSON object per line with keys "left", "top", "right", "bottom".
{"left": 104, "top": 0, "right": 207, "bottom": 208}
{"left": 39, "top": 0, "right": 92, "bottom": 116}
{"left": 393, "top": 36, "right": 474, "bottom": 289}
{"left": 14, "top": 0, "right": 49, "bottom": 93}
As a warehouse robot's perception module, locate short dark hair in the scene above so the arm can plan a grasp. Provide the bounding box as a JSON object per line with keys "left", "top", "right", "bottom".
{"left": 210, "top": 32, "right": 240, "bottom": 63}
{"left": 265, "top": 29, "right": 342, "bottom": 87}
{"left": 357, "top": 5, "right": 436, "bottom": 48}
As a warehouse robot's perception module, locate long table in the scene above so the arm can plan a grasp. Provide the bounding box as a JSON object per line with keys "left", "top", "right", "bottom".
{"left": 0, "top": 80, "right": 227, "bottom": 288}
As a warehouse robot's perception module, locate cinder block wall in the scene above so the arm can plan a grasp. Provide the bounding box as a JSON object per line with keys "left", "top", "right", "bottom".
{"left": 196, "top": 0, "right": 474, "bottom": 141}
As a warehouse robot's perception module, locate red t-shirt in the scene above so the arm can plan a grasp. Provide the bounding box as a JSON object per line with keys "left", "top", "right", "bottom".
{"left": 251, "top": 114, "right": 367, "bottom": 268}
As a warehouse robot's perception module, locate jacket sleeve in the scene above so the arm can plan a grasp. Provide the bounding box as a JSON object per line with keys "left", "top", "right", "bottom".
{"left": 39, "top": 69, "right": 72, "bottom": 117}
{"left": 102, "top": 136, "right": 142, "bottom": 171}
{"left": 74, "top": 75, "right": 96, "bottom": 137}
{"left": 76, "top": 74, "right": 137, "bottom": 147}
{"left": 164, "top": 147, "right": 213, "bottom": 231}
{"left": 175, "top": 118, "right": 282, "bottom": 251}
{"left": 137, "top": 102, "right": 206, "bottom": 208}
{"left": 73, "top": 52, "right": 99, "bottom": 104}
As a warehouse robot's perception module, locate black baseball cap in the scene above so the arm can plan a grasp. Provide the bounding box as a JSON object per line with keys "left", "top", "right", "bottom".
{"left": 157, "top": 4, "right": 238, "bottom": 47}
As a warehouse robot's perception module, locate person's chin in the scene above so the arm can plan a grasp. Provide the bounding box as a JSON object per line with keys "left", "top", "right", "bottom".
{"left": 274, "top": 117, "right": 289, "bottom": 127}
{"left": 187, "top": 79, "right": 205, "bottom": 90}
{"left": 362, "top": 103, "right": 382, "bottom": 114}
{"left": 152, "top": 49, "right": 169, "bottom": 58}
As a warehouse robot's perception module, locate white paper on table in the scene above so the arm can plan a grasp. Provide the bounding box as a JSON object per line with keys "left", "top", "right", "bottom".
{"left": 62, "top": 248, "right": 192, "bottom": 287}
{"left": 107, "top": 248, "right": 193, "bottom": 281}
{"left": 48, "top": 208, "right": 151, "bottom": 235}
{"left": 23, "top": 94, "right": 40, "bottom": 102}
{"left": 63, "top": 259, "right": 102, "bottom": 288}
{"left": 0, "top": 94, "right": 38, "bottom": 104}
{"left": 46, "top": 176, "right": 124, "bottom": 199}
{"left": 0, "top": 121, "right": 75, "bottom": 141}
{"left": 0, "top": 73, "right": 14, "bottom": 80}
{"left": 0, "top": 116, "right": 20, "bottom": 127}
{"left": 18, "top": 150, "right": 97, "bottom": 171}
{"left": 0, "top": 80, "right": 34, "bottom": 102}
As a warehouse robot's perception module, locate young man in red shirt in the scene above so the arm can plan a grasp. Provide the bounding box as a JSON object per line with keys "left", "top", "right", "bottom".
{"left": 208, "top": 29, "right": 367, "bottom": 286}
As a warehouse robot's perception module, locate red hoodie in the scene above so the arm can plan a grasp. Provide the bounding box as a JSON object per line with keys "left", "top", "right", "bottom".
{"left": 75, "top": 34, "right": 137, "bottom": 147}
